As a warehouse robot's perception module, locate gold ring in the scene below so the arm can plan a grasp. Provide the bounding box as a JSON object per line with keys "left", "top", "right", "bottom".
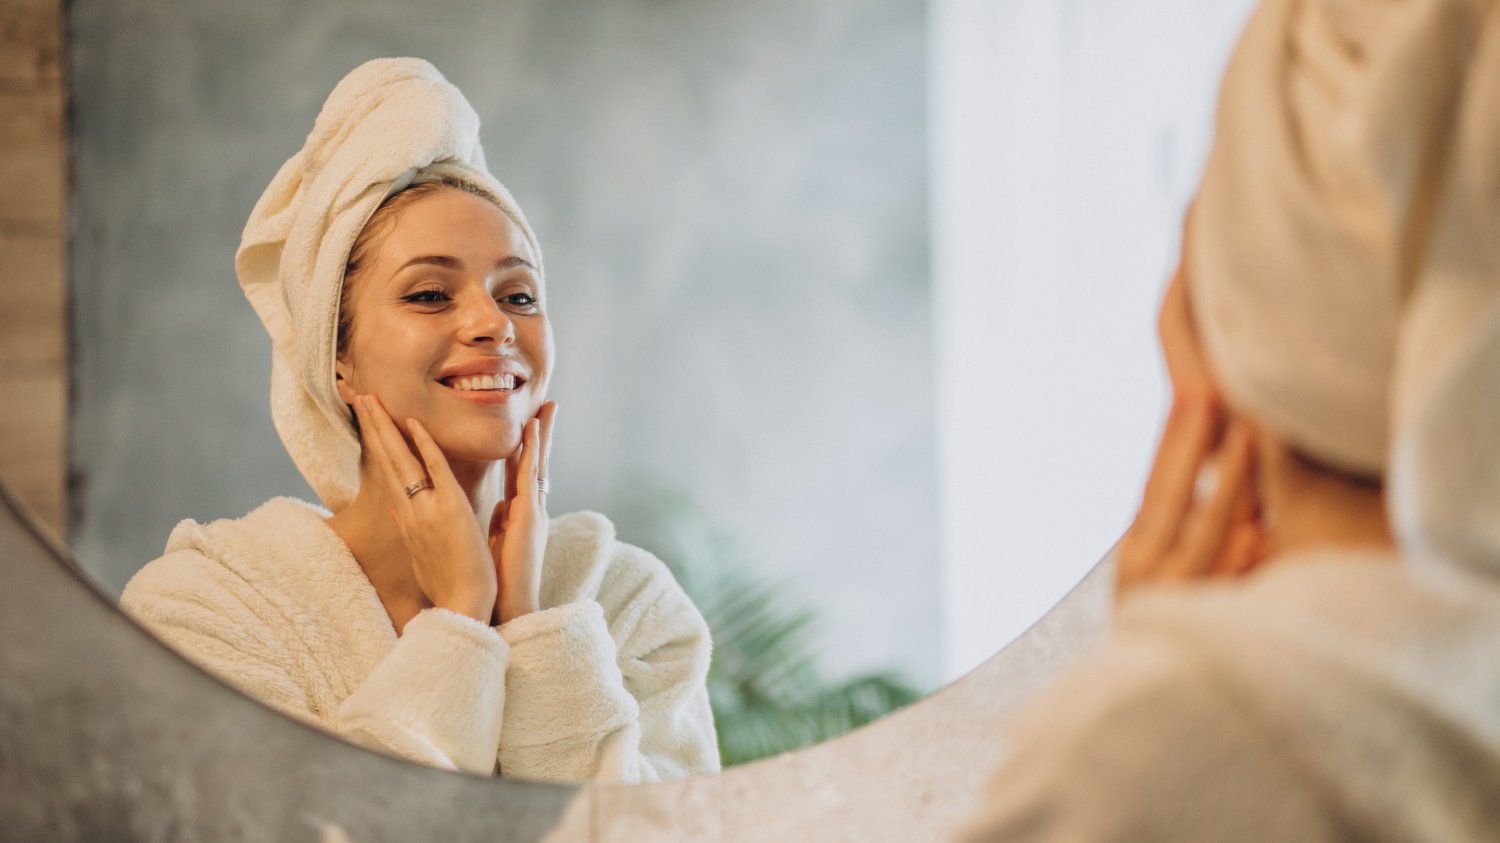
{"left": 404, "top": 479, "right": 433, "bottom": 498}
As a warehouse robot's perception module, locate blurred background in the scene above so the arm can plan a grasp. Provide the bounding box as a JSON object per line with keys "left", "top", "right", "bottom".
{"left": 36, "top": 0, "right": 1253, "bottom": 758}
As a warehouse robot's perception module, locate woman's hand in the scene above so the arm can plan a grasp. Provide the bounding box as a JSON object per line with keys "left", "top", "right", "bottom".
{"left": 488, "top": 401, "right": 558, "bottom": 624}
{"left": 1115, "top": 252, "right": 1265, "bottom": 598}
{"left": 354, "top": 394, "right": 498, "bottom": 623}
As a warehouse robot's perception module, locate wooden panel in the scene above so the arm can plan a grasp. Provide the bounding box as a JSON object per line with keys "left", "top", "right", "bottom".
{"left": 0, "top": 91, "right": 64, "bottom": 226}
{"left": 0, "top": 0, "right": 62, "bottom": 89}
{"left": 0, "top": 232, "right": 64, "bottom": 366}
{"left": 0, "top": 372, "right": 66, "bottom": 532}
{"left": 0, "top": 0, "right": 66, "bottom": 536}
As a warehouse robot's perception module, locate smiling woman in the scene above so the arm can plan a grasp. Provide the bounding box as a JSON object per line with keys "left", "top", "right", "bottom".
{"left": 116, "top": 58, "right": 719, "bottom": 783}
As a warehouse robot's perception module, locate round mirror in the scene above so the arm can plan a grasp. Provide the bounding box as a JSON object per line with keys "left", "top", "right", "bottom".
{"left": 62, "top": 0, "right": 1256, "bottom": 775}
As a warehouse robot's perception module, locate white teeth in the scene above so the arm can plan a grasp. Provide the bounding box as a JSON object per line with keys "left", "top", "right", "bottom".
{"left": 448, "top": 373, "right": 518, "bottom": 391}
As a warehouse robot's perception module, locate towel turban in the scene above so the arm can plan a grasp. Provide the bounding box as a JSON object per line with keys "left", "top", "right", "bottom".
{"left": 1189, "top": 0, "right": 1500, "bottom": 588}
{"left": 235, "top": 58, "right": 542, "bottom": 510}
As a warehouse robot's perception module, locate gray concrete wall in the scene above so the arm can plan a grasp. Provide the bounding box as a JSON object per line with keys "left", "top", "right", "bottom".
{"left": 68, "top": 0, "right": 937, "bottom": 685}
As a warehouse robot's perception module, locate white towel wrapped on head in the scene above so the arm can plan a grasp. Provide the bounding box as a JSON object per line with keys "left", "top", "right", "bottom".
{"left": 1189, "top": 0, "right": 1500, "bottom": 591}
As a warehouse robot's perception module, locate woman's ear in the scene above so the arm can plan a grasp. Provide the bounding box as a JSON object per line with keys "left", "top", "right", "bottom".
{"left": 334, "top": 359, "right": 357, "bottom": 406}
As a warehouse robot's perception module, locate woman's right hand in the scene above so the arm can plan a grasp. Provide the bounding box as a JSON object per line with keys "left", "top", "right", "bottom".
{"left": 1115, "top": 252, "right": 1264, "bottom": 598}
{"left": 354, "top": 394, "right": 498, "bottom": 623}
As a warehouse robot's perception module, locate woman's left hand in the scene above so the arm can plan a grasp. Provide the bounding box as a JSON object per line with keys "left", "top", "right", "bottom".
{"left": 488, "top": 401, "right": 558, "bottom": 624}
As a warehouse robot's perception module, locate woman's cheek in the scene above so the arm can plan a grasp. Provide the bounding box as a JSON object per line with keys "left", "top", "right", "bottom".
{"left": 529, "top": 318, "right": 555, "bottom": 372}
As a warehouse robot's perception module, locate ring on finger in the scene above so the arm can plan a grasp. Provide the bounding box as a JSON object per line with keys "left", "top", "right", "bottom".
{"left": 404, "top": 478, "right": 434, "bottom": 498}
{"left": 536, "top": 477, "right": 548, "bottom": 495}
{"left": 1192, "top": 462, "right": 1219, "bottom": 504}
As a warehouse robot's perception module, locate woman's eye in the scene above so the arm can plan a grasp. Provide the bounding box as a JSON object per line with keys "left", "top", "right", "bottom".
{"left": 501, "top": 292, "right": 538, "bottom": 308}
{"left": 403, "top": 290, "right": 449, "bottom": 304}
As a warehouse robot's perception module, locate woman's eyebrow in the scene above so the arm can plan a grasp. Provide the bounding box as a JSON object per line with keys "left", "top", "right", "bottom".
{"left": 394, "top": 255, "right": 536, "bottom": 273}
{"left": 396, "top": 254, "right": 463, "bottom": 272}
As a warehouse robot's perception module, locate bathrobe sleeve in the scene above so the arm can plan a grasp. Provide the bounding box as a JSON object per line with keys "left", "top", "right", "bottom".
{"left": 121, "top": 548, "right": 510, "bottom": 776}
{"left": 955, "top": 633, "right": 1341, "bottom": 843}
{"left": 494, "top": 544, "right": 718, "bottom": 783}
{"left": 335, "top": 607, "right": 508, "bottom": 774}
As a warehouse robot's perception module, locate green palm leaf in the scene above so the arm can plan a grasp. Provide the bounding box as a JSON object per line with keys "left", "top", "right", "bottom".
{"left": 624, "top": 479, "right": 926, "bottom": 767}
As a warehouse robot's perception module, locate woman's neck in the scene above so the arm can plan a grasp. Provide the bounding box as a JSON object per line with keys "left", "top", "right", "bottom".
{"left": 324, "top": 456, "right": 500, "bottom": 632}
{"left": 1259, "top": 441, "right": 1397, "bottom": 562}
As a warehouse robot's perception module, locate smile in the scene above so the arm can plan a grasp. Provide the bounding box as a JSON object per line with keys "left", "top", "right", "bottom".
{"left": 442, "top": 373, "right": 520, "bottom": 392}
{"left": 437, "top": 372, "right": 526, "bottom": 406}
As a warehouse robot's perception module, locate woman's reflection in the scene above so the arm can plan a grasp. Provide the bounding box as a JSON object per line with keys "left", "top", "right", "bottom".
{"left": 119, "top": 58, "right": 719, "bottom": 781}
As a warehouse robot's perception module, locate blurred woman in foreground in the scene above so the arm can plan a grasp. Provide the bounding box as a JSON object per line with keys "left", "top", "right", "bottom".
{"left": 962, "top": 0, "right": 1500, "bottom": 838}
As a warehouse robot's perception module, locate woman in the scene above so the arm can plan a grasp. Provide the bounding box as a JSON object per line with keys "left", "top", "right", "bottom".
{"left": 120, "top": 58, "right": 719, "bottom": 782}
{"left": 961, "top": 0, "right": 1500, "bottom": 838}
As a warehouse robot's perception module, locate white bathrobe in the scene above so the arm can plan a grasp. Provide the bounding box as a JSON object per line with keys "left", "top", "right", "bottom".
{"left": 119, "top": 497, "right": 719, "bottom": 782}
{"left": 957, "top": 550, "right": 1500, "bottom": 841}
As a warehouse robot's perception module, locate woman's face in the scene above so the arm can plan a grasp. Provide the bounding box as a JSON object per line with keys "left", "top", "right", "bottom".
{"left": 334, "top": 187, "right": 552, "bottom": 463}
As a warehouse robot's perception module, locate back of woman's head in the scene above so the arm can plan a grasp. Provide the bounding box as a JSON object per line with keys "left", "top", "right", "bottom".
{"left": 1187, "top": 0, "right": 1500, "bottom": 586}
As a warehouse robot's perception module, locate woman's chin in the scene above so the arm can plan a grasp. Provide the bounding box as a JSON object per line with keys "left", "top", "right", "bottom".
{"left": 438, "top": 441, "right": 520, "bottom": 464}
{"left": 423, "top": 428, "right": 518, "bottom": 464}
{"left": 421, "top": 417, "right": 525, "bottom": 464}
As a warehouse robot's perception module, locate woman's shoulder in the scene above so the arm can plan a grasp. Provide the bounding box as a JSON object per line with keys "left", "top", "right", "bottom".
{"left": 964, "top": 625, "right": 1339, "bottom": 841}
{"left": 971, "top": 561, "right": 1500, "bottom": 841}
{"left": 122, "top": 496, "right": 334, "bottom": 611}
{"left": 161, "top": 496, "right": 328, "bottom": 557}
{"left": 547, "top": 509, "right": 674, "bottom": 573}
{"left": 1002, "top": 558, "right": 1477, "bottom": 781}
{"left": 543, "top": 511, "right": 701, "bottom": 631}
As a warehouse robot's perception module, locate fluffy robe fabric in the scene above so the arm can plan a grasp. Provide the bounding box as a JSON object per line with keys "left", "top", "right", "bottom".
{"left": 236, "top": 57, "right": 540, "bottom": 510}
{"left": 957, "top": 551, "right": 1500, "bottom": 841}
{"left": 120, "top": 498, "right": 719, "bottom": 782}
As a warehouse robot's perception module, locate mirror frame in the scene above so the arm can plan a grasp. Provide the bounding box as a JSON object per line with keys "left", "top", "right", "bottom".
{"left": 0, "top": 478, "right": 1111, "bottom": 841}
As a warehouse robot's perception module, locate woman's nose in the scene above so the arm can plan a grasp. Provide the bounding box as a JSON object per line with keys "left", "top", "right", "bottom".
{"left": 461, "top": 295, "right": 515, "bottom": 346}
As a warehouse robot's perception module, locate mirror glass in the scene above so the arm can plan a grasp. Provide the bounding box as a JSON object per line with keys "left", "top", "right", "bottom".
{"left": 66, "top": 0, "right": 1255, "bottom": 773}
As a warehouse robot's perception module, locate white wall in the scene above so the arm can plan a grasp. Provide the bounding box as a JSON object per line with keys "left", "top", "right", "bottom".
{"left": 931, "top": 0, "right": 1258, "bottom": 680}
